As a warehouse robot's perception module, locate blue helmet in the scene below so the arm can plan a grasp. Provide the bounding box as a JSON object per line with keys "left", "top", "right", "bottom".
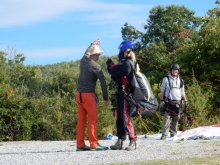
{"left": 118, "top": 40, "right": 135, "bottom": 55}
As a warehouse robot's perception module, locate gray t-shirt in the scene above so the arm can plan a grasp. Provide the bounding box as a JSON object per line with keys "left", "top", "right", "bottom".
{"left": 160, "top": 74, "right": 185, "bottom": 101}
{"left": 77, "top": 56, "right": 108, "bottom": 100}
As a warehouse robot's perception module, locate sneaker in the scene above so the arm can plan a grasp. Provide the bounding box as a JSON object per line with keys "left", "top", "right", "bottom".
{"left": 125, "top": 140, "right": 136, "bottom": 151}
{"left": 76, "top": 145, "right": 90, "bottom": 151}
{"left": 90, "top": 144, "right": 109, "bottom": 151}
{"left": 110, "top": 139, "right": 125, "bottom": 150}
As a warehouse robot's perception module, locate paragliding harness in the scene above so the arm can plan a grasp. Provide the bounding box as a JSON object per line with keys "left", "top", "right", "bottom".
{"left": 122, "top": 61, "right": 158, "bottom": 118}
{"left": 159, "top": 76, "right": 184, "bottom": 116}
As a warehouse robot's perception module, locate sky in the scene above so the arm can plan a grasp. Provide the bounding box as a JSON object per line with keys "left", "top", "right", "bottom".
{"left": 0, "top": 0, "right": 217, "bottom": 65}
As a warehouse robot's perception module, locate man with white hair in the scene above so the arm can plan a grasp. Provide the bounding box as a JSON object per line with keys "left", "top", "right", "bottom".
{"left": 75, "top": 39, "right": 110, "bottom": 151}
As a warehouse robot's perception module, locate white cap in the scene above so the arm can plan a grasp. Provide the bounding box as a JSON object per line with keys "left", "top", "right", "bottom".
{"left": 85, "top": 44, "right": 104, "bottom": 56}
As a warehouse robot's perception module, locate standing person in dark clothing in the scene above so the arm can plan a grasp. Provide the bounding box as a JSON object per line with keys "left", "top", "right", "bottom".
{"left": 106, "top": 40, "right": 137, "bottom": 151}
{"left": 76, "top": 39, "right": 110, "bottom": 151}
{"left": 160, "top": 64, "right": 188, "bottom": 140}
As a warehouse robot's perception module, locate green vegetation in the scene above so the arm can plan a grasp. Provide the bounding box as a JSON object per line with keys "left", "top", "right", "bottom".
{"left": 0, "top": 2, "right": 219, "bottom": 141}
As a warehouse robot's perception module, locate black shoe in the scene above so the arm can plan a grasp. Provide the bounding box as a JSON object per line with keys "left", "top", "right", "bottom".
{"left": 110, "top": 139, "right": 125, "bottom": 150}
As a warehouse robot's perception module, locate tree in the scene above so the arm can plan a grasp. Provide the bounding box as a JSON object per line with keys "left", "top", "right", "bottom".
{"left": 177, "top": 5, "right": 220, "bottom": 111}
{"left": 142, "top": 5, "right": 199, "bottom": 49}
{"left": 215, "top": 0, "right": 220, "bottom": 5}
{"left": 128, "top": 5, "right": 201, "bottom": 84}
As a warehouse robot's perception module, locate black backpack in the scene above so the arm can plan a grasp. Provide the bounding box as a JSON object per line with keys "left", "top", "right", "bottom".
{"left": 123, "top": 60, "right": 158, "bottom": 117}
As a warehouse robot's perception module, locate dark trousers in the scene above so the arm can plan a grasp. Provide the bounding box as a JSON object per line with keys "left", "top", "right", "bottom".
{"left": 116, "top": 88, "right": 137, "bottom": 141}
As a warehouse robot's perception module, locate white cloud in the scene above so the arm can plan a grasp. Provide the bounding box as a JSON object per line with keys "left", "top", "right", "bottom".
{"left": 0, "top": 0, "right": 151, "bottom": 28}
{"left": 0, "top": 0, "right": 153, "bottom": 65}
{"left": 0, "top": 0, "right": 90, "bottom": 28}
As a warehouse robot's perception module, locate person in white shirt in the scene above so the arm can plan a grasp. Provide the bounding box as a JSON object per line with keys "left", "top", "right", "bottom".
{"left": 160, "top": 64, "right": 187, "bottom": 139}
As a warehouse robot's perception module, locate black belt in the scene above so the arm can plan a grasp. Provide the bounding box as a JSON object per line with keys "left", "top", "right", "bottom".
{"left": 169, "top": 100, "right": 180, "bottom": 102}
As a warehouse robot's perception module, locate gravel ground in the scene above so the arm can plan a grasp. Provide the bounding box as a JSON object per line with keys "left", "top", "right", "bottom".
{"left": 0, "top": 137, "right": 220, "bottom": 165}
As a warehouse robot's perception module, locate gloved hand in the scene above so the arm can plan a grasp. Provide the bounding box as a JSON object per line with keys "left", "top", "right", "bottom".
{"left": 160, "top": 100, "right": 165, "bottom": 107}
{"left": 106, "top": 58, "right": 113, "bottom": 66}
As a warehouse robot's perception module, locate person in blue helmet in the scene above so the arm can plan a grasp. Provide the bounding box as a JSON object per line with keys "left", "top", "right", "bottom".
{"left": 106, "top": 40, "right": 137, "bottom": 151}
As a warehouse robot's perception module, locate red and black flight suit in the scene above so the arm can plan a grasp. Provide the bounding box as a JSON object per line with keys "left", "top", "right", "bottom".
{"left": 107, "top": 59, "right": 137, "bottom": 142}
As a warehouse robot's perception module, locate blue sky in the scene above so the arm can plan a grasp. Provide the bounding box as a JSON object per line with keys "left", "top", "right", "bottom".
{"left": 0, "top": 0, "right": 217, "bottom": 65}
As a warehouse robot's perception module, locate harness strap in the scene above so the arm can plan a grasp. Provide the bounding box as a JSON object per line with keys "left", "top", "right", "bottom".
{"left": 165, "top": 76, "right": 183, "bottom": 100}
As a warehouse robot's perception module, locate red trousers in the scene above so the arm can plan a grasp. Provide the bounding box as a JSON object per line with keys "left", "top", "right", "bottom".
{"left": 75, "top": 92, "right": 99, "bottom": 148}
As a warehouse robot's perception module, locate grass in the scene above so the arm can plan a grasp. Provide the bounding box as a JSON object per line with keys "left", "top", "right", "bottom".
{"left": 107, "top": 155, "right": 220, "bottom": 165}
